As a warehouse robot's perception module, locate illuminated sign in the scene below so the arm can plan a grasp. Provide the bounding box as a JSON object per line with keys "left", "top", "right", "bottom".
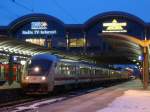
{"left": 22, "top": 21, "right": 57, "bottom": 35}
{"left": 31, "top": 22, "right": 48, "bottom": 30}
{"left": 22, "top": 30, "right": 57, "bottom": 35}
{"left": 102, "top": 19, "right": 127, "bottom": 32}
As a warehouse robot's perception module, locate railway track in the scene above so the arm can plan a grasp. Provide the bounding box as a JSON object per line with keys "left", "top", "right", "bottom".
{"left": 0, "top": 80, "right": 129, "bottom": 112}
{"left": 0, "top": 86, "right": 104, "bottom": 112}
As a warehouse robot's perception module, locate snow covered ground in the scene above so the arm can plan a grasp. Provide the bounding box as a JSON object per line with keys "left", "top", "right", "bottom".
{"left": 97, "top": 90, "right": 150, "bottom": 112}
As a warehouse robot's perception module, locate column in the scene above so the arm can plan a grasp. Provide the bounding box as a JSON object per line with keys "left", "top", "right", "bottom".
{"left": 66, "top": 32, "right": 69, "bottom": 51}
{"left": 143, "top": 47, "right": 149, "bottom": 89}
{"left": 83, "top": 32, "right": 86, "bottom": 53}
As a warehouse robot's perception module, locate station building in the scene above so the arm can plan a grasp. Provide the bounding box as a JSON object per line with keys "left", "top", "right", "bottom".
{"left": 0, "top": 11, "right": 150, "bottom": 57}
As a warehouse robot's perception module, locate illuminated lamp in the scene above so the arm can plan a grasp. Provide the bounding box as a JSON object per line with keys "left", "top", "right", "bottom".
{"left": 138, "top": 55, "right": 143, "bottom": 61}
{"left": 20, "top": 60, "right": 26, "bottom": 65}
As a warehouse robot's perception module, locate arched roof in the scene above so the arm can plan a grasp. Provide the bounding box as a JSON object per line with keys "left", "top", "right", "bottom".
{"left": 8, "top": 13, "right": 65, "bottom": 32}
{"left": 84, "top": 11, "right": 146, "bottom": 29}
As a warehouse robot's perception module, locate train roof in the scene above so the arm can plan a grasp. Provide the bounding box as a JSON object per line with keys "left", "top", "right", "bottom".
{"left": 32, "top": 53, "right": 59, "bottom": 62}
{"left": 31, "top": 53, "right": 105, "bottom": 68}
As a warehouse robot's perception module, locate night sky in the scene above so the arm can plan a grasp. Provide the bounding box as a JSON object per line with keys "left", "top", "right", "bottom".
{"left": 0, "top": 0, "right": 149, "bottom": 25}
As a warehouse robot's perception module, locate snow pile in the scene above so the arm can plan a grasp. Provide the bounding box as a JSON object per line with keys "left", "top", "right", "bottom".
{"left": 97, "top": 90, "right": 150, "bottom": 112}
{"left": 11, "top": 97, "right": 66, "bottom": 112}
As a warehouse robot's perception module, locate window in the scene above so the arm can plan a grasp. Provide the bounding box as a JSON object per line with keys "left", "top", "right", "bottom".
{"left": 27, "top": 59, "right": 52, "bottom": 76}
{"left": 25, "top": 38, "right": 46, "bottom": 46}
{"left": 69, "top": 38, "right": 86, "bottom": 47}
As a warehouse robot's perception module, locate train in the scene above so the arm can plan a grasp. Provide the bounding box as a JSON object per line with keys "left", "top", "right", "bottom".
{"left": 0, "top": 63, "right": 21, "bottom": 83}
{"left": 21, "top": 53, "right": 130, "bottom": 94}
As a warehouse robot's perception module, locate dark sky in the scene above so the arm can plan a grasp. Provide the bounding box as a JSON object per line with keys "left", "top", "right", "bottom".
{"left": 0, "top": 0, "right": 149, "bottom": 25}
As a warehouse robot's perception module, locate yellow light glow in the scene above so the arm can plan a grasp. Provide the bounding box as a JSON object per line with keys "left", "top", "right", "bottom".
{"left": 25, "top": 38, "right": 46, "bottom": 46}
{"left": 69, "top": 38, "right": 86, "bottom": 47}
{"left": 25, "top": 76, "right": 29, "bottom": 80}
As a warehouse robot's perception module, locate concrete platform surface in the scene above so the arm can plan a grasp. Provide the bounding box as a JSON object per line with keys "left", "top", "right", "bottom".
{"left": 29, "top": 80, "right": 150, "bottom": 112}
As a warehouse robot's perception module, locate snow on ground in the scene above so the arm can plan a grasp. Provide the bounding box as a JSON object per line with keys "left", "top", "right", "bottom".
{"left": 11, "top": 97, "right": 66, "bottom": 112}
{"left": 97, "top": 90, "right": 150, "bottom": 112}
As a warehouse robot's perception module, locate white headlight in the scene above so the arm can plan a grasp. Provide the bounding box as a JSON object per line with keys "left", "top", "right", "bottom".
{"left": 41, "top": 76, "right": 46, "bottom": 80}
{"left": 25, "top": 76, "right": 29, "bottom": 80}
{"left": 34, "top": 67, "right": 40, "bottom": 72}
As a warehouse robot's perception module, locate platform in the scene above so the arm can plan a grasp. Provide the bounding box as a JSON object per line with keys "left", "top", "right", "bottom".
{"left": 35, "top": 79, "right": 150, "bottom": 112}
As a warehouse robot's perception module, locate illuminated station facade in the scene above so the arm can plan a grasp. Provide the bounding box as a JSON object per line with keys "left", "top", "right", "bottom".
{"left": 0, "top": 11, "right": 150, "bottom": 57}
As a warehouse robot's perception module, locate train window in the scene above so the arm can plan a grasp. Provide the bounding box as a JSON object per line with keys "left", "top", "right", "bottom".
{"left": 69, "top": 38, "right": 86, "bottom": 47}
{"left": 27, "top": 59, "right": 52, "bottom": 76}
{"left": 80, "top": 67, "right": 89, "bottom": 75}
{"left": 60, "top": 63, "right": 69, "bottom": 76}
{"left": 69, "top": 65, "right": 76, "bottom": 76}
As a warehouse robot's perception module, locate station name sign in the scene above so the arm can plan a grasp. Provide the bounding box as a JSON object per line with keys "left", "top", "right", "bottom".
{"left": 22, "top": 21, "right": 57, "bottom": 35}
{"left": 102, "top": 19, "right": 127, "bottom": 33}
{"left": 31, "top": 21, "right": 48, "bottom": 29}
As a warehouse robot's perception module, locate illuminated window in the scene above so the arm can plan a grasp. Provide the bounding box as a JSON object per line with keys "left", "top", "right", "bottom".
{"left": 69, "top": 38, "right": 86, "bottom": 47}
{"left": 25, "top": 38, "right": 45, "bottom": 46}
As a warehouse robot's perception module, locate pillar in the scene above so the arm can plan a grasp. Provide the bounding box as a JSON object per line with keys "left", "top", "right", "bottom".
{"left": 143, "top": 47, "right": 149, "bottom": 89}
{"left": 66, "top": 32, "right": 69, "bottom": 51}
{"left": 83, "top": 32, "right": 86, "bottom": 53}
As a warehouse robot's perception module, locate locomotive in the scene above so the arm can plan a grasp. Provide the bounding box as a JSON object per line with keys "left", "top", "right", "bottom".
{"left": 21, "top": 53, "right": 129, "bottom": 94}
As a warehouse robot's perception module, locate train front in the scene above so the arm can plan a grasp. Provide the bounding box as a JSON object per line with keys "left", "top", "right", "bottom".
{"left": 22, "top": 59, "right": 52, "bottom": 94}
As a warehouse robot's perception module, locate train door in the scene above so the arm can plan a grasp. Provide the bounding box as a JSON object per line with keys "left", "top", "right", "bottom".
{"left": 4, "top": 64, "right": 9, "bottom": 81}
{"left": 13, "top": 65, "right": 17, "bottom": 81}
{"left": 47, "top": 62, "right": 55, "bottom": 91}
{"left": 0, "top": 64, "right": 5, "bottom": 82}
{"left": 16, "top": 64, "right": 21, "bottom": 82}
{"left": 13, "top": 64, "right": 21, "bottom": 82}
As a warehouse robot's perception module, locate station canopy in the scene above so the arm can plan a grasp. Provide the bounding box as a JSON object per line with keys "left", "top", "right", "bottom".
{"left": 0, "top": 35, "right": 90, "bottom": 62}
{"left": 0, "top": 33, "right": 147, "bottom": 64}
{"left": 100, "top": 33, "right": 147, "bottom": 64}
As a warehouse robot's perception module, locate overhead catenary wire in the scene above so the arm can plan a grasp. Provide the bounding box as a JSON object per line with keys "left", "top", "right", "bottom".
{"left": 10, "top": 0, "right": 78, "bottom": 22}
{"left": 50, "top": 0, "right": 79, "bottom": 23}
{"left": 11, "top": 0, "right": 33, "bottom": 12}
{"left": 31, "top": 0, "right": 35, "bottom": 12}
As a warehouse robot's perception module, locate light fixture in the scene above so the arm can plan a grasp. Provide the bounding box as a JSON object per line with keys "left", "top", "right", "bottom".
{"left": 138, "top": 55, "right": 143, "bottom": 61}
{"left": 20, "top": 60, "right": 26, "bottom": 65}
{"left": 132, "top": 59, "right": 136, "bottom": 62}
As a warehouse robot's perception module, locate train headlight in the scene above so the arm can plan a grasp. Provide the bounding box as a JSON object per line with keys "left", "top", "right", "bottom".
{"left": 34, "top": 67, "right": 40, "bottom": 72}
{"left": 41, "top": 76, "right": 46, "bottom": 81}
{"left": 25, "top": 76, "right": 29, "bottom": 80}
